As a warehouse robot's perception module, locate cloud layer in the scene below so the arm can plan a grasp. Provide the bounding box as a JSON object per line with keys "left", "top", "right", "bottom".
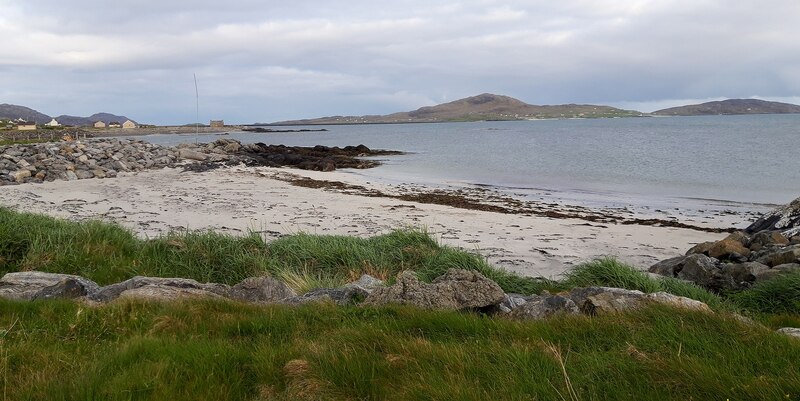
{"left": 2, "top": 0, "right": 799, "bottom": 124}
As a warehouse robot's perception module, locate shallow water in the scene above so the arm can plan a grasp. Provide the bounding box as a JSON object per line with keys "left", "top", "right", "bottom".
{"left": 138, "top": 114, "right": 800, "bottom": 214}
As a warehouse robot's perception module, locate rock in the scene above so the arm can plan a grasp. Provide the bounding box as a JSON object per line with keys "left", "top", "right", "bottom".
{"left": 228, "top": 276, "right": 296, "bottom": 303}
{"left": 508, "top": 295, "right": 579, "bottom": 320}
{"left": 344, "top": 274, "right": 385, "bottom": 294}
{"left": 178, "top": 149, "right": 208, "bottom": 161}
{"left": 362, "top": 269, "right": 505, "bottom": 310}
{"left": 74, "top": 169, "right": 94, "bottom": 179}
{"left": 777, "top": 327, "right": 800, "bottom": 338}
{"left": 65, "top": 170, "right": 78, "bottom": 181}
{"left": 0, "top": 271, "right": 100, "bottom": 301}
{"left": 284, "top": 287, "right": 368, "bottom": 306}
{"left": 92, "top": 276, "right": 230, "bottom": 302}
{"left": 649, "top": 254, "right": 723, "bottom": 288}
{"left": 117, "top": 286, "right": 227, "bottom": 301}
{"left": 490, "top": 293, "right": 533, "bottom": 314}
{"left": 644, "top": 292, "right": 712, "bottom": 312}
{"left": 431, "top": 269, "right": 505, "bottom": 308}
{"left": 756, "top": 245, "right": 800, "bottom": 267}
{"left": 773, "top": 263, "right": 800, "bottom": 273}
{"left": 749, "top": 231, "right": 789, "bottom": 252}
{"left": 721, "top": 262, "right": 770, "bottom": 289}
{"left": 12, "top": 169, "right": 31, "bottom": 182}
{"left": 576, "top": 288, "right": 646, "bottom": 315}
{"left": 707, "top": 238, "right": 751, "bottom": 260}
{"left": 745, "top": 196, "right": 800, "bottom": 236}
{"left": 568, "top": 287, "right": 712, "bottom": 315}
{"left": 685, "top": 241, "right": 715, "bottom": 256}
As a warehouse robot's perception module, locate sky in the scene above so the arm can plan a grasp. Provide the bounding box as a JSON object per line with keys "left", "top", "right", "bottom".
{"left": 2, "top": 0, "right": 800, "bottom": 125}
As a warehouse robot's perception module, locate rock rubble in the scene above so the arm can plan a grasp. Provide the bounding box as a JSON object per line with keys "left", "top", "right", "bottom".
{"left": 1, "top": 138, "right": 402, "bottom": 185}
{"left": 649, "top": 196, "right": 800, "bottom": 292}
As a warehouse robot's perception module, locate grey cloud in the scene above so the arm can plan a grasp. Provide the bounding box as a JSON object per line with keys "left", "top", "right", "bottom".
{"left": 2, "top": 0, "right": 800, "bottom": 124}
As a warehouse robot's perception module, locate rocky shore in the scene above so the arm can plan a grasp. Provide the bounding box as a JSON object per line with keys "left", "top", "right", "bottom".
{"left": 649, "top": 196, "right": 800, "bottom": 291}
{"left": 0, "top": 138, "right": 401, "bottom": 185}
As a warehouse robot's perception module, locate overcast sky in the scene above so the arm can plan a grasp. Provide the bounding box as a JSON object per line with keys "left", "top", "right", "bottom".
{"left": 2, "top": 0, "right": 800, "bottom": 124}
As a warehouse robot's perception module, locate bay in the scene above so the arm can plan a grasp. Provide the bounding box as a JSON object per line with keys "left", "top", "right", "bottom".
{"left": 139, "top": 114, "right": 800, "bottom": 213}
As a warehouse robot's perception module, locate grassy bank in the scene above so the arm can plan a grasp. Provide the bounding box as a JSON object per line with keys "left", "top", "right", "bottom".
{"left": 1, "top": 207, "right": 800, "bottom": 400}
{"left": 2, "top": 299, "right": 799, "bottom": 401}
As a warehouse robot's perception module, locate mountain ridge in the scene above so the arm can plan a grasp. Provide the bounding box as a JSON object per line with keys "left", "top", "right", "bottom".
{"left": 272, "top": 93, "right": 645, "bottom": 125}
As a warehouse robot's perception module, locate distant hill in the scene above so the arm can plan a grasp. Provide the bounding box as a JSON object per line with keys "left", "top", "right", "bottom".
{"left": 0, "top": 103, "right": 137, "bottom": 126}
{"left": 274, "top": 93, "right": 644, "bottom": 125}
{"left": 652, "top": 99, "right": 800, "bottom": 116}
{"left": 0, "top": 104, "right": 51, "bottom": 124}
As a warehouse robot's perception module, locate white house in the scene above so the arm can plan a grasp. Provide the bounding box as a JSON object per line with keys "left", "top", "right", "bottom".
{"left": 45, "top": 118, "right": 60, "bottom": 127}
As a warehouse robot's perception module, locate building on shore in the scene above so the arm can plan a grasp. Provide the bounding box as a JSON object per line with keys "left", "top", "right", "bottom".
{"left": 93, "top": 121, "right": 106, "bottom": 128}
{"left": 45, "top": 118, "right": 60, "bottom": 127}
{"left": 17, "top": 121, "right": 36, "bottom": 130}
{"left": 210, "top": 120, "right": 224, "bottom": 127}
{"left": 108, "top": 122, "right": 121, "bottom": 128}
{"left": 122, "top": 120, "right": 137, "bottom": 129}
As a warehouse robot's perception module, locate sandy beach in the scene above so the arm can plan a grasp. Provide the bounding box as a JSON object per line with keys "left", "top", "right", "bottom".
{"left": 0, "top": 164, "right": 742, "bottom": 279}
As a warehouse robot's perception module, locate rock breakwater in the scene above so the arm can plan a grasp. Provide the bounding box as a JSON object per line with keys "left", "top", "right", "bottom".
{"left": 649, "top": 196, "right": 800, "bottom": 291}
{"left": 0, "top": 138, "right": 401, "bottom": 185}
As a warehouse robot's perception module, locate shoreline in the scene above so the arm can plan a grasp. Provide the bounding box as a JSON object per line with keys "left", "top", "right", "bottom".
{"left": 0, "top": 164, "right": 740, "bottom": 278}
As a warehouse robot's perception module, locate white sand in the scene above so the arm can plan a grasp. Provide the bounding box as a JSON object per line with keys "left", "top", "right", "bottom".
{"left": 0, "top": 166, "right": 732, "bottom": 279}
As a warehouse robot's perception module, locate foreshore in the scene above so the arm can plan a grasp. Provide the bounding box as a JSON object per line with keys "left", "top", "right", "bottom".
{"left": 0, "top": 162, "right": 739, "bottom": 278}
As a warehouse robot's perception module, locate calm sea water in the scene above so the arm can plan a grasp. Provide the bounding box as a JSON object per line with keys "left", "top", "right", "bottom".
{"left": 139, "top": 115, "right": 800, "bottom": 208}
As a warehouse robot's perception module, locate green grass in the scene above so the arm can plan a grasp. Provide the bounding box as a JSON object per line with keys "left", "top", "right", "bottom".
{"left": 1, "top": 299, "right": 799, "bottom": 401}
{"left": 2, "top": 208, "right": 800, "bottom": 400}
{"left": 0, "top": 207, "right": 545, "bottom": 294}
{"left": 0, "top": 138, "right": 53, "bottom": 146}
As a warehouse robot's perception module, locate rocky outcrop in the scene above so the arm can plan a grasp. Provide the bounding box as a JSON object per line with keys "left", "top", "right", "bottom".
{"left": 362, "top": 269, "right": 505, "bottom": 310}
{"left": 1, "top": 138, "right": 402, "bottom": 186}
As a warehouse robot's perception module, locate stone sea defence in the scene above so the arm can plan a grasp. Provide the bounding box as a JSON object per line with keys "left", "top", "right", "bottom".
{"left": 0, "top": 138, "right": 401, "bottom": 185}
{"left": 649, "top": 196, "right": 800, "bottom": 291}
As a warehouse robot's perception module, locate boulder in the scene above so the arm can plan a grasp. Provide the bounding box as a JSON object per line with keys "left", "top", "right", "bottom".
{"left": 362, "top": 269, "right": 505, "bottom": 310}
{"left": 777, "top": 327, "right": 800, "bottom": 338}
{"left": 490, "top": 293, "right": 533, "bottom": 314}
{"left": 685, "top": 241, "right": 715, "bottom": 256}
{"left": 721, "top": 262, "right": 770, "bottom": 289}
{"left": 645, "top": 292, "right": 712, "bottom": 313}
{"left": 707, "top": 238, "right": 750, "bottom": 260}
{"left": 228, "top": 276, "right": 296, "bottom": 303}
{"left": 749, "top": 231, "right": 790, "bottom": 252}
{"left": 745, "top": 196, "right": 800, "bottom": 237}
{"left": 508, "top": 295, "right": 579, "bottom": 320}
{"left": 579, "top": 289, "right": 646, "bottom": 315}
{"left": 344, "top": 274, "right": 385, "bottom": 294}
{"left": 0, "top": 271, "right": 100, "bottom": 301}
{"left": 178, "top": 149, "right": 208, "bottom": 161}
{"left": 91, "top": 276, "right": 230, "bottom": 302}
{"left": 284, "top": 287, "right": 368, "bottom": 306}
{"left": 649, "top": 254, "right": 723, "bottom": 288}
{"left": 756, "top": 245, "right": 800, "bottom": 267}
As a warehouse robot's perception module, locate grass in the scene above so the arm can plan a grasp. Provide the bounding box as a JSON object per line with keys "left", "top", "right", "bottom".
{"left": 0, "top": 138, "right": 53, "bottom": 146}
{"left": 1, "top": 207, "right": 800, "bottom": 400}
{"left": 1, "top": 300, "right": 799, "bottom": 401}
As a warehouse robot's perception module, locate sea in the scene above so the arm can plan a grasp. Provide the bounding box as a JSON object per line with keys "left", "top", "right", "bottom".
{"left": 138, "top": 114, "right": 800, "bottom": 222}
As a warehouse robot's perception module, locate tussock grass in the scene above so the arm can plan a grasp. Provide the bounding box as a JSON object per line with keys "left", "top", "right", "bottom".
{"left": 730, "top": 271, "right": 800, "bottom": 314}
{"left": 0, "top": 207, "right": 543, "bottom": 294}
{"left": 1, "top": 299, "right": 798, "bottom": 401}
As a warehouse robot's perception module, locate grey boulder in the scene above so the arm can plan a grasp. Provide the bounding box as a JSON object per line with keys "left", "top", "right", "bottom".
{"left": 0, "top": 271, "right": 100, "bottom": 301}
{"left": 362, "top": 269, "right": 505, "bottom": 310}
